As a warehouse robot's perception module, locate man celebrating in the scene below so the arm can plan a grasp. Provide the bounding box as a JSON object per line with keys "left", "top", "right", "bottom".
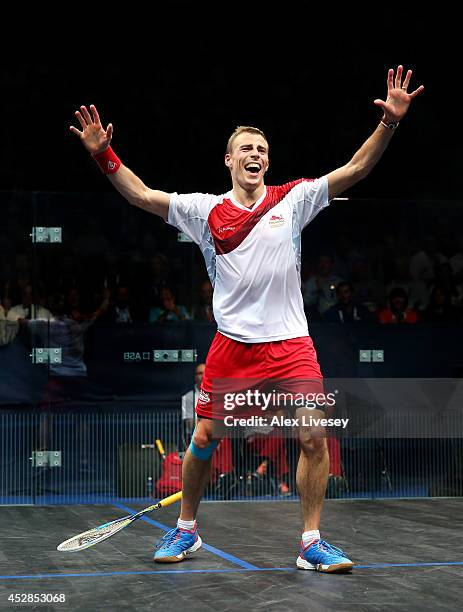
{"left": 71, "top": 66, "right": 423, "bottom": 573}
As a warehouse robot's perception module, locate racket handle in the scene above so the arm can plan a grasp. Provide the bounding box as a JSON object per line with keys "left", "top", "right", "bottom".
{"left": 158, "top": 491, "right": 182, "bottom": 507}
{"left": 155, "top": 439, "right": 166, "bottom": 458}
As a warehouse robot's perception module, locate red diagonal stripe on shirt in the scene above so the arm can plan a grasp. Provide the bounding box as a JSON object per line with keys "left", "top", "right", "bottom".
{"left": 209, "top": 179, "right": 314, "bottom": 255}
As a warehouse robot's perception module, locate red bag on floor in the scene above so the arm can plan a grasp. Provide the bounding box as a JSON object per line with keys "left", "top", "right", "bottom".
{"left": 155, "top": 452, "right": 183, "bottom": 496}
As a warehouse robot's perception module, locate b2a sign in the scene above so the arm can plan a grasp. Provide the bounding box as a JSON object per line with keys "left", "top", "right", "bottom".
{"left": 123, "top": 352, "right": 151, "bottom": 362}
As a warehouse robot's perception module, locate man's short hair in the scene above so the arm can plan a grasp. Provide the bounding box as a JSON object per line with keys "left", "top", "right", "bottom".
{"left": 336, "top": 281, "right": 353, "bottom": 294}
{"left": 226, "top": 126, "right": 268, "bottom": 154}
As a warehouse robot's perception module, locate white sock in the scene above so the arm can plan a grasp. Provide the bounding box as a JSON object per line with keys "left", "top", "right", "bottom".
{"left": 302, "top": 529, "right": 320, "bottom": 547}
{"left": 177, "top": 518, "right": 196, "bottom": 531}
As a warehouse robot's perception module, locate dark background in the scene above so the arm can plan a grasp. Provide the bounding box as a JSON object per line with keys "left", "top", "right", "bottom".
{"left": 0, "top": 14, "right": 459, "bottom": 199}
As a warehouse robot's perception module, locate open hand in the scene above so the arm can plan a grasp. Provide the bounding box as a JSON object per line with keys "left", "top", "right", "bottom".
{"left": 374, "top": 66, "right": 424, "bottom": 123}
{"left": 70, "top": 105, "right": 113, "bottom": 155}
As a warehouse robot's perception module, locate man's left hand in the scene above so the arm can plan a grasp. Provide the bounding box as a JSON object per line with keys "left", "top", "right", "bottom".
{"left": 374, "top": 65, "right": 424, "bottom": 123}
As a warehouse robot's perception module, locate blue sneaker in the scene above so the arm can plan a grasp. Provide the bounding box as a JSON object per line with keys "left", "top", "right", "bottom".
{"left": 297, "top": 539, "right": 354, "bottom": 573}
{"left": 154, "top": 527, "right": 202, "bottom": 563}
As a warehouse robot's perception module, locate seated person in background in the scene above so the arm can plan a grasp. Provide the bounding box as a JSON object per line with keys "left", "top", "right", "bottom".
{"left": 332, "top": 233, "right": 364, "bottom": 280}
{"left": 181, "top": 363, "right": 205, "bottom": 443}
{"left": 351, "top": 257, "right": 385, "bottom": 313}
{"left": 247, "top": 430, "right": 292, "bottom": 496}
{"left": 0, "top": 280, "right": 13, "bottom": 318}
{"left": 303, "top": 254, "right": 343, "bottom": 315}
{"left": 7, "top": 283, "right": 52, "bottom": 321}
{"left": 18, "top": 291, "right": 110, "bottom": 448}
{"left": 0, "top": 299, "right": 18, "bottom": 346}
{"left": 386, "top": 255, "right": 429, "bottom": 311}
{"left": 422, "top": 286, "right": 460, "bottom": 323}
{"left": 409, "top": 235, "right": 446, "bottom": 284}
{"left": 324, "top": 281, "right": 369, "bottom": 323}
{"left": 149, "top": 287, "right": 190, "bottom": 323}
{"left": 99, "top": 285, "right": 142, "bottom": 324}
{"left": 192, "top": 280, "right": 215, "bottom": 323}
{"left": 378, "top": 287, "right": 418, "bottom": 324}
{"left": 64, "top": 287, "right": 88, "bottom": 322}
{"left": 432, "top": 262, "right": 463, "bottom": 308}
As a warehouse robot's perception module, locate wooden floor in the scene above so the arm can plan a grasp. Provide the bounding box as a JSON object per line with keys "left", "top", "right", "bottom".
{"left": 0, "top": 498, "right": 462, "bottom": 611}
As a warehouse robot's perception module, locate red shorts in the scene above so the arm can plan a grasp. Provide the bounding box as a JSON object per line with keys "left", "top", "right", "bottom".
{"left": 196, "top": 332, "right": 324, "bottom": 420}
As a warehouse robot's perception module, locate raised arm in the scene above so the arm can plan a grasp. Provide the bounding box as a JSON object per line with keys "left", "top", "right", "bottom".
{"left": 70, "top": 105, "right": 170, "bottom": 221}
{"left": 326, "top": 66, "right": 424, "bottom": 200}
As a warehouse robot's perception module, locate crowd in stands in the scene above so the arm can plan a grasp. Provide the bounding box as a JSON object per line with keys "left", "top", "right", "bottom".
{"left": 2, "top": 245, "right": 462, "bottom": 328}
{"left": 1, "top": 195, "right": 463, "bottom": 327}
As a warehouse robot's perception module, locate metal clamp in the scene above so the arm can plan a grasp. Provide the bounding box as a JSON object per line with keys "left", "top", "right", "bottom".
{"left": 359, "top": 349, "right": 384, "bottom": 363}
{"left": 30, "top": 348, "right": 62, "bottom": 364}
{"left": 152, "top": 349, "right": 197, "bottom": 363}
{"left": 31, "top": 451, "right": 62, "bottom": 468}
{"left": 30, "top": 227, "right": 62, "bottom": 243}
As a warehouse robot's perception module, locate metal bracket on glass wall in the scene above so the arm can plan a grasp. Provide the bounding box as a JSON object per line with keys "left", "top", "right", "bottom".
{"left": 30, "top": 227, "right": 62, "bottom": 243}
{"left": 177, "top": 232, "right": 193, "bottom": 243}
{"left": 359, "top": 349, "right": 384, "bottom": 363}
{"left": 30, "top": 348, "right": 62, "bottom": 364}
{"left": 30, "top": 451, "right": 62, "bottom": 468}
{"left": 153, "top": 349, "right": 197, "bottom": 363}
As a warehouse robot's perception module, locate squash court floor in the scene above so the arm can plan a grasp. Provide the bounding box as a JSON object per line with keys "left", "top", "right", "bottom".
{"left": 0, "top": 498, "right": 462, "bottom": 611}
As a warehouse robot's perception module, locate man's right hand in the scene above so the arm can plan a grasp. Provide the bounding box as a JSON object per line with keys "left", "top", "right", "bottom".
{"left": 70, "top": 105, "right": 113, "bottom": 155}
{"left": 70, "top": 104, "right": 171, "bottom": 221}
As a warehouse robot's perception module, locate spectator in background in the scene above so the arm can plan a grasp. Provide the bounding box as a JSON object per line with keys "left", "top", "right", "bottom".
{"left": 18, "top": 291, "right": 110, "bottom": 449}
{"left": 0, "top": 280, "right": 13, "bottom": 318}
{"left": 192, "top": 280, "right": 215, "bottom": 323}
{"left": 432, "top": 262, "right": 463, "bottom": 308}
{"left": 0, "top": 296, "right": 18, "bottom": 346}
{"left": 145, "top": 253, "right": 170, "bottom": 308}
{"left": 332, "top": 233, "right": 363, "bottom": 280}
{"left": 7, "top": 283, "right": 52, "bottom": 321}
{"left": 303, "top": 254, "right": 342, "bottom": 315}
{"left": 409, "top": 235, "right": 446, "bottom": 284}
{"left": 64, "top": 287, "right": 88, "bottom": 322}
{"left": 324, "top": 281, "right": 369, "bottom": 323}
{"left": 423, "top": 286, "right": 459, "bottom": 323}
{"left": 181, "top": 363, "right": 205, "bottom": 440}
{"left": 99, "top": 285, "right": 141, "bottom": 324}
{"left": 149, "top": 287, "right": 190, "bottom": 322}
{"left": 386, "top": 255, "right": 429, "bottom": 311}
{"left": 351, "top": 257, "right": 385, "bottom": 313}
{"left": 378, "top": 287, "right": 418, "bottom": 324}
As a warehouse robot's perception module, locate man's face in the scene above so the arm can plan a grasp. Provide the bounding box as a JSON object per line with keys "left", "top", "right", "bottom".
{"left": 337, "top": 285, "right": 352, "bottom": 305}
{"left": 195, "top": 364, "right": 205, "bottom": 387}
{"left": 225, "top": 132, "right": 269, "bottom": 191}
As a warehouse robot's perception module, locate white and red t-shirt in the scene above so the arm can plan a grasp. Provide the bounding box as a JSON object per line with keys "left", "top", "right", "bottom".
{"left": 168, "top": 177, "right": 330, "bottom": 343}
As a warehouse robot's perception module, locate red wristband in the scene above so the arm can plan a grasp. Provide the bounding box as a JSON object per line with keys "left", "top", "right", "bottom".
{"left": 92, "top": 147, "right": 121, "bottom": 174}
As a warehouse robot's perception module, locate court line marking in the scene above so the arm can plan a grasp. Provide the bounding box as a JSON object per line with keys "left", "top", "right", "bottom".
{"left": 1, "top": 562, "right": 463, "bottom": 580}
{"left": 0, "top": 568, "right": 290, "bottom": 580}
{"left": 355, "top": 561, "right": 463, "bottom": 569}
{"left": 113, "top": 502, "right": 259, "bottom": 570}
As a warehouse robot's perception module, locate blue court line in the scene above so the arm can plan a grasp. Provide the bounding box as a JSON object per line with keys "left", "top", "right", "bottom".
{"left": 113, "top": 502, "right": 259, "bottom": 571}
{"left": 0, "top": 568, "right": 292, "bottom": 580}
{"left": 1, "top": 561, "right": 463, "bottom": 580}
{"left": 355, "top": 561, "right": 463, "bottom": 569}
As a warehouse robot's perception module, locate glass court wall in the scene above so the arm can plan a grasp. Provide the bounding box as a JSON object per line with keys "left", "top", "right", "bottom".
{"left": 1, "top": 191, "right": 462, "bottom": 505}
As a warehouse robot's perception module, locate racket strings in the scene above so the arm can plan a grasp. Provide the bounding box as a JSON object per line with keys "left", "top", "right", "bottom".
{"left": 58, "top": 518, "right": 131, "bottom": 551}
